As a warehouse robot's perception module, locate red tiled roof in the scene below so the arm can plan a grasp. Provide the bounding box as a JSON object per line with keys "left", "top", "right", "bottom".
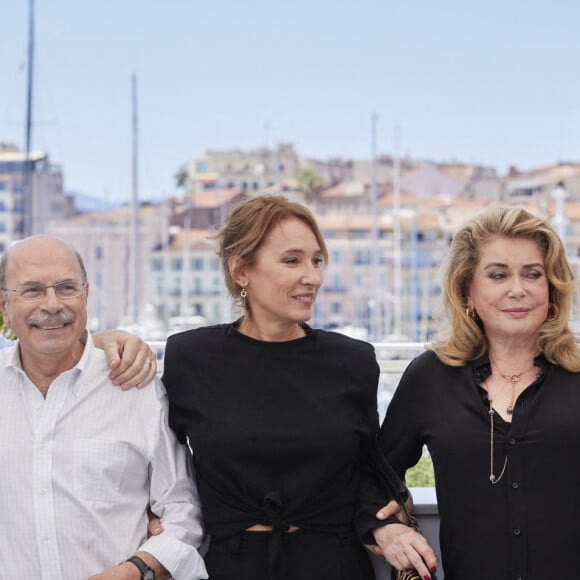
{"left": 191, "top": 188, "right": 242, "bottom": 208}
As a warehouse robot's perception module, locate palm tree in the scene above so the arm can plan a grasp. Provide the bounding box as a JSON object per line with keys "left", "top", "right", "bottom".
{"left": 296, "top": 169, "right": 324, "bottom": 203}
{"left": 175, "top": 166, "right": 188, "bottom": 189}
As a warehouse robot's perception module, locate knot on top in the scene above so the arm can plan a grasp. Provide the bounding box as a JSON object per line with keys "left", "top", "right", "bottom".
{"left": 263, "top": 491, "right": 290, "bottom": 533}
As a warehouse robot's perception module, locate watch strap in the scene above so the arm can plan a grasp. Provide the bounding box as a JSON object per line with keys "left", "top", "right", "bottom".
{"left": 125, "top": 555, "right": 155, "bottom": 579}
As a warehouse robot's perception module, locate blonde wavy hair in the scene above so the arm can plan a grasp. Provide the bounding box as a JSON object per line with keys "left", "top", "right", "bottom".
{"left": 431, "top": 205, "right": 580, "bottom": 371}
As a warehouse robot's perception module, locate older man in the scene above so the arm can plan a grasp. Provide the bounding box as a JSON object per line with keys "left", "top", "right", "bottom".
{"left": 0, "top": 235, "right": 207, "bottom": 580}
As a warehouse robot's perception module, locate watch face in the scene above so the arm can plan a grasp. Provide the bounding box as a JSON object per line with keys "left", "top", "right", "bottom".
{"left": 143, "top": 571, "right": 155, "bottom": 580}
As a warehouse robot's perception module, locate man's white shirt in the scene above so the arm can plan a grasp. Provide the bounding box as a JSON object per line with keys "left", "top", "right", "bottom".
{"left": 0, "top": 334, "right": 207, "bottom": 580}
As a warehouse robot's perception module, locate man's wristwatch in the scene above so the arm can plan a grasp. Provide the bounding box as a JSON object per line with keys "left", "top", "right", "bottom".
{"left": 125, "top": 555, "right": 155, "bottom": 580}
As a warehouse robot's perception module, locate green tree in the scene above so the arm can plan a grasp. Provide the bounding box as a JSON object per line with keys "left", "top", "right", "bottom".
{"left": 175, "top": 166, "right": 188, "bottom": 189}
{"left": 405, "top": 456, "right": 435, "bottom": 487}
{"left": 0, "top": 309, "right": 14, "bottom": 339}
{"left": 296, "top": 169, "right": 324, "bottom": 202}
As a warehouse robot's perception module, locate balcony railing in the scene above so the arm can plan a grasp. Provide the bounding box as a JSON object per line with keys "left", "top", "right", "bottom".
{"left": 149, "top": 340, "right": 426, "bottom": 378}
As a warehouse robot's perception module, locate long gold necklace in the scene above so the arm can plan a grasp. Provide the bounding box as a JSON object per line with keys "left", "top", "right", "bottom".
{"left": 487, "top": 360, "right": 537, "bottom": 484}
{"left": 488, "top": 399, "right": 508, "bottom": 484}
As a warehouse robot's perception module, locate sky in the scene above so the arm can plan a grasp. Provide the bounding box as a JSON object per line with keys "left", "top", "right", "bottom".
{"left": 1, "top": 0, "right": 580, "bottom": 203}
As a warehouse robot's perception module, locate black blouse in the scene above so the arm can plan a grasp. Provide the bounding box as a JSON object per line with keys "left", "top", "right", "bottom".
{"left": 162, "top": 323, "right": 380, "bottom": 542}
{"left": 369, "top": 349, "right": 580, "bottom": 580}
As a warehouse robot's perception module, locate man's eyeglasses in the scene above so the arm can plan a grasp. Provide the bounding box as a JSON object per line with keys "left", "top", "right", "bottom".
{"left": 2, "top": 281, "right": 86, "bottom": 302}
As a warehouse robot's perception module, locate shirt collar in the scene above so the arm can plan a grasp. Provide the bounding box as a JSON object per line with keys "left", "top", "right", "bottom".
{"left": 471, "top": 351, "right": 548, "bottom": 384}
{"left": 6, "top": 331, "right": 93, "bottom": 388}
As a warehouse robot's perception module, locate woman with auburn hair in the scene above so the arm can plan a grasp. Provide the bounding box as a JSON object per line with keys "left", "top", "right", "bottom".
{"left": 160, "top": 195, "right": 439, "bottom": 579}
{"left": 363, "top": 205, "right": 580, "bottom": 579}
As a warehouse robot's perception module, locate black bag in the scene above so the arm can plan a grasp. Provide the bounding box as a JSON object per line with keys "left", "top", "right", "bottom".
{"left": 370, "top": 444, "right": 421, "bottom": 580}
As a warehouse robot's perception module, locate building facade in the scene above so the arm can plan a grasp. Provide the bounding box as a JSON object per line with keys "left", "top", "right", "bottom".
{"left": 12, "top": 143, "right": 579, "bottom": 339}
{"left": 182, "top": 143, "right": 301, "bottom": 199}
{"left": 47, "top": 205, "right": 164, "bottom": 333}
{"left": 0, "top": 143, "right": 67, "bottom": 251}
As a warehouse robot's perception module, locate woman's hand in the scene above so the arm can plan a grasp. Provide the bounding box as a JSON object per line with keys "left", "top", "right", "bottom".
{"left": 375, "top": 498, "right": 410, "bottom": 523}
{"left": 147, "top": 507, "right": 164, "bottom": 537}
{"left": 367, "top": 498, "right": 438, "bottom": 577}
{"left": 365, "top": 499, "right": 406, "bottom": 556}
{"left": 373, "top": 522, "right": 438, "bottom": 577}
{"left": 92, "top": 330, "right": 157, "bottom": 388}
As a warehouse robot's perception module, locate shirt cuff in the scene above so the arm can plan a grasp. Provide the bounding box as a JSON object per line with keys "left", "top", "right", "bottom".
{"left": 139, "top": 534, "right": 208, "bottom": 580}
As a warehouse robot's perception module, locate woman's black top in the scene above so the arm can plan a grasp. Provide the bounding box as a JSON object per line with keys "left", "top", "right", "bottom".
{"left": 162, "top": 322, "right": 379, "bottom": 544}
{"left": 366, "top": 349, "right": 580, "bottom": 580}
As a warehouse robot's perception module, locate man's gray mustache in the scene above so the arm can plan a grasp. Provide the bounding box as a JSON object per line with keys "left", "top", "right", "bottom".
{"left": 26, "top": 312, "right": 76, "bottom": 327}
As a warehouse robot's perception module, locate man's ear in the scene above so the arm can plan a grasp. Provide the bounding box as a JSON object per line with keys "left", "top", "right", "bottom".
{"left": 228, "top": 256, "right": 248, "bottom": 288}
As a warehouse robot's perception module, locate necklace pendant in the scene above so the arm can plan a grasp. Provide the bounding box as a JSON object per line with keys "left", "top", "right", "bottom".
{"left": 507, "top": 405, "right": 514, "bottom": 414}
{"left": 489, "top": 474, "right": 496, "bottom": 483}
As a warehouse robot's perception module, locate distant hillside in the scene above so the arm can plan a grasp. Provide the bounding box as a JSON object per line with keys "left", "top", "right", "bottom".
{"left": 67, "top": 191, "right": 120, "bottom": 213}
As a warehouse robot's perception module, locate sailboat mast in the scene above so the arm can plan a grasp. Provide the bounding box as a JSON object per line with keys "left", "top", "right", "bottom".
{"left": 369, "top": 113, "right": 380, "bottom": 341}
{"left": 23, "top": 0, "right": 35, "bottom": 237}
{"left": 130, "top": 74, "right": 140, "bottom": 325}
{"left": 393, "top": 126, "right": 402, "bottom": 336}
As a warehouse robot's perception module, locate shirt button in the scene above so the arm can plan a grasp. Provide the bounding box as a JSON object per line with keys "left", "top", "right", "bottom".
{"left": 512, "top": 482, "right": 519, "bottom": 489}
{"left": 509, "top": 438, "right": 517, "bottom": 445}
{"left": 513, "top": 528, "right": 521, "bottom": 535}
{"left": 39, "top": 489, "right": 46, "bottom": 495}
{"left": 41, "top": 535, "right": 49, "bottom": 541}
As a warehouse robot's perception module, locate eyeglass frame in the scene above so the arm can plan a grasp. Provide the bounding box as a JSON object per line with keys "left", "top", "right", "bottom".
{"left": 1, "top": 280, "right": 87, "bottom": 302}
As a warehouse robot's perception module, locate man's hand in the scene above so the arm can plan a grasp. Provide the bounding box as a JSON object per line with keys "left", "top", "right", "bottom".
{"left": 89, "top": 552, "right": 170, "bottom": 580}
{"left": 88, "top": 561, "right": 140, "bottom": 579}
{"left": 93, "top": 330, "right": 157, "bottom": 388}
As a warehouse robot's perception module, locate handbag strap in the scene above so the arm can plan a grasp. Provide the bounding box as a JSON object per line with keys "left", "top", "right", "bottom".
{"left": 370, "top": 440, "right": 418, "bottom": 529}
